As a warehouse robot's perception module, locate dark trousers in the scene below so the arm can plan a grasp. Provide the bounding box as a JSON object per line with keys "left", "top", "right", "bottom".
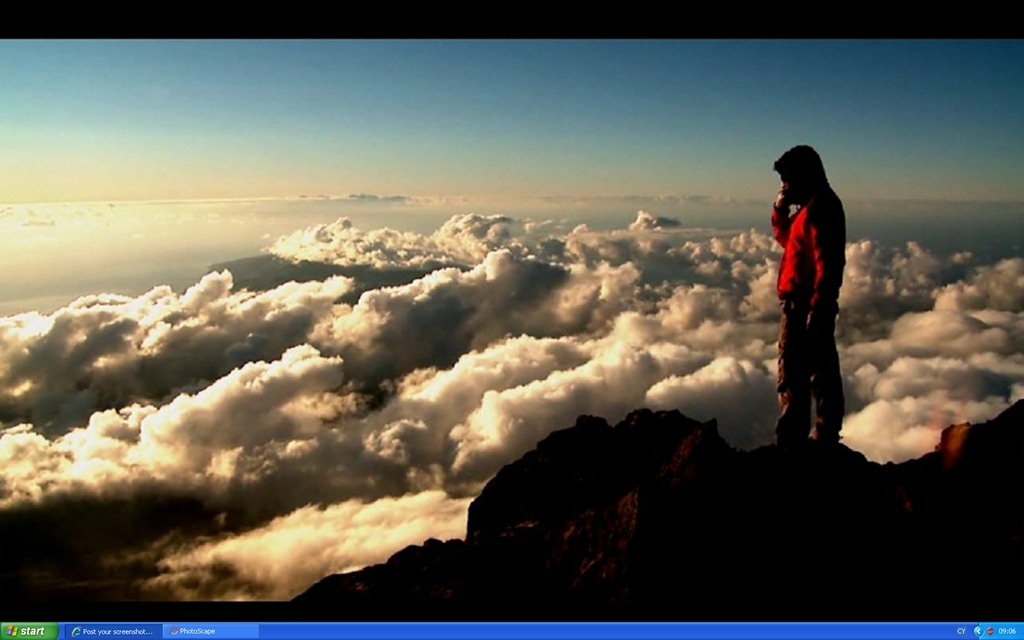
{"left": 776, "top": 299, "right": 845, "bottom": 443}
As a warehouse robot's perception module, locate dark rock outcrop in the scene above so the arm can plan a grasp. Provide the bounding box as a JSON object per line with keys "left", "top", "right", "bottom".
{"left": 295, "top": 401, "right": 1024, "bottom": 614}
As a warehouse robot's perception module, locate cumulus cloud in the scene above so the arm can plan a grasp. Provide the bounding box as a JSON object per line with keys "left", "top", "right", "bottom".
{"left": 0, "top": 344, "right": 348, "bottom": 509}
{"left": 268, "top": 214, "right": 539, "bottom": 270}
{"left": 446, "top": 322, "right": 711, "bottom": 484}
{"left": 308, "top": 250, "right": 643, "bottom": 393}
{"left": 840, "top": 391, "right": 1015, "bottom": 464}
{"left": 627, "top": 210, "right": 682, "bottom": 231}
{"left": 270, "top": 212, "right": 731, "bottom": 277}
{"left": 311, "top": 216, "right": 1020, "bottom": 473}
{"left": 933, "top": 257, "right": 1024, "bottom": 312}
{"left": 835, "top": 240, "right": 970, "bottom": 342}
{"left": 0, "top": 272, "right": 354, "bottom": 437}
{"left": 4, "top": 208, "right": 1023, "bottom": 601}
{"left": 143, "top": 491, "right": 471, "bottom": 600}
{"left": 645, "top": 356, "right": 778, "bottom": 446}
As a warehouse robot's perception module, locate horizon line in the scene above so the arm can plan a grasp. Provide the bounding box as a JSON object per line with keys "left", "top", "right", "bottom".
{"left": 2, "top": 194, "right": 1024, "bottom": 208}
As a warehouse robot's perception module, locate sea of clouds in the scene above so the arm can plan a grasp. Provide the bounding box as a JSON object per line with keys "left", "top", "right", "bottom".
{"left": 1, "top": 210, "right": 1022, "bottom": 600}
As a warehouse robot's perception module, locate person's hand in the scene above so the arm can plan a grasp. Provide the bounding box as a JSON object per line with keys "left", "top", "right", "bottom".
{"left": 775, "top": 185, "right": 794, "bottom": 212}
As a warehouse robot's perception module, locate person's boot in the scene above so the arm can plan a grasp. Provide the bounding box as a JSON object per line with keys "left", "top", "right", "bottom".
{"left": 776, "top": 419, "right": 810, "bottom": 450}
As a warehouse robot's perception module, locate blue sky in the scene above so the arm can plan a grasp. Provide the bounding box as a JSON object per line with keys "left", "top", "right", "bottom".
{"left": 2, "top": 39, "right": 1022, "bottom": 204}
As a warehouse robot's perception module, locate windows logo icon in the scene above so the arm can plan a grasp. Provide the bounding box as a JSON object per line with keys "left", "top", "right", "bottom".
{"left": 6, "top": 627, "right": 15, "bottom": 637}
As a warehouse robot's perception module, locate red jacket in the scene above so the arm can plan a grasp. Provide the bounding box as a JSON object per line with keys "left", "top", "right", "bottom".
{"left": 771, "top": 187, "right": 846, "bottom": 310}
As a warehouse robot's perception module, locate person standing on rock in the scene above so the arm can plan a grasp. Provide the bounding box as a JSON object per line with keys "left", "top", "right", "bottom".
{"left": 771, "top": 145, "right": 847, "bottom": 447}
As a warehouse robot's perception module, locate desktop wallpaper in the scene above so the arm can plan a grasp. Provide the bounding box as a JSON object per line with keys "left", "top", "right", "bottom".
{"left": 0, "top": 40, "right": 1022, "bottom": 603}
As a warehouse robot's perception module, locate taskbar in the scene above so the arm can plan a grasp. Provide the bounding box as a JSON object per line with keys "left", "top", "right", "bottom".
{"left": 0, "top": 623, "right": 1018, "bottom": 640}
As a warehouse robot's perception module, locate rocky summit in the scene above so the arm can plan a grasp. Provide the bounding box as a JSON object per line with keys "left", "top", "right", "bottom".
{"left": 295, "top": 401, "right": 1024, "bottom": 616}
